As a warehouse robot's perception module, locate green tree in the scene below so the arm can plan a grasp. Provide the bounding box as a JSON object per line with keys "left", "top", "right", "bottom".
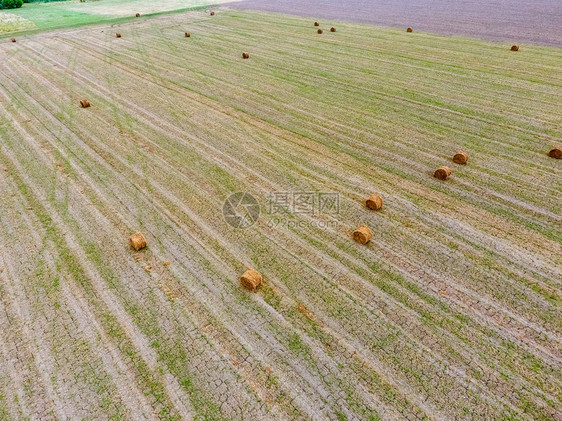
{"left": 1, "top": 0, "right": 24, "bottom": 9}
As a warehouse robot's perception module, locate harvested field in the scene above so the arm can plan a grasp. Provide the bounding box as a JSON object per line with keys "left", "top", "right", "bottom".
{"left": 0, "top": 8, "right": 561, "bottom": 420}
{"left": 229, "top": 0, "right": 562, "bottom": 47}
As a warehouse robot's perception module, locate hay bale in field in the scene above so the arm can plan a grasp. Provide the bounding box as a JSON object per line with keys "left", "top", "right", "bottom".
{"left": 240, "top": 268, "right": 262, "bottom": 291}
{"left": 314, "top": 22, "right": 320, "bottom": 26}
{"left": 317, "top": 29, "right": 323, "bottom": 34}
{"left": 453, "top": 150, "right": 469, "bottom": 164}
{"left": 185, "top": 32, "right": 191, "bottom": 37}
{"left": 366, "top": 194, "right": 383, "bottom": 211}
{"left": 407, "top": 27, "right": 413, "bottom": 32}
{"left": 210, "top": 11, "right": 215, "bottom": 16}
{"left": 330, "top": 27, "right": 336, "bottom": 32}
{"left": 11, "top": 38, "right": 16, "bottom": 43}
{"left": 549, "top": 146, "right": 562, "bottom": 159}
{"left": 116, "top": 33, "right": 122, "bottom": 38}
{"left": 353, "top": 225, "right": 372, "bottom": 244}
{"left": 434, "top": 166, "right": 452, "bottom": 180}
{"left": 80, "top": 99, "right": 91, "bottom": 108}
{"left": 129, "top": 232, "right": 147, "bottom": 251}
{"left": 242, "top": 52, "right": 250, "bottom": 59}
{"left": 511, "top": 45, "right": 519, "bottom": 51}
{"left": 136, "top": 13, "right": 140, "bottom": 17}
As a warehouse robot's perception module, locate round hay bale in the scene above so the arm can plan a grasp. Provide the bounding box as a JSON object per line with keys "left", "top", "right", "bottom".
{"left": 314, "top": 22, "right": 320, "bottom": 27}
{"left": 453, "top": 150, "right": 469, "bottom": 164}
{"left": 185, "top": 32, "right": 191, "bottom": 37}
{"left": 434, "top": 166, "right": 452, "bottom": 180}
{"left": 242, "top": 52, "right": 250, "bottom": 59}
{"left": 116, "top": 33, "right": 122, "bottom": 38}
{"left": 210, "top": 11, "right": 215, "bottom": 16}
{"left": 136, "top": 13, "right": 140, "bottom": 17}
{"left": 317, "top": 29, "right": 323, "bottom": 34}
{"left": 407, "top": 27, "right": 413, "bottom": 32}
{"left": 330, "top": 27, "right": 336, "bottom": 32}
{"left": 129, "top": 232, "right": 147, "bottom": 251}
{"left": 80, "top": 99, "right": 91, "bottom": 108}
{"left": 240, "top": 268, "right": 262, "bottom": 291}
{"left": 10, "top": 38, "right": 16, "bottom": 43}
{"left": 511, "top": 45, "right": 519, "bottom": 51}
{"left": 366, "top": 194, "right": 383, "bottom": 211}
{"left": 548, "top": 146, "right": 562, "bottom": 159}
{"left": 353, "top": 225, "right": 372, "bottom": 244}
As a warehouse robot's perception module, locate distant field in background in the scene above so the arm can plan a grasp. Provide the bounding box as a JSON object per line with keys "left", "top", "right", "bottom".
{"left": 0, "top": 0, "right": 235, "bottom": 35}
{"left": 229, "top": 0, "right": 562, "bottom": 47}
{"left": 0, "top": 7, "right": 560, "bottom": 421}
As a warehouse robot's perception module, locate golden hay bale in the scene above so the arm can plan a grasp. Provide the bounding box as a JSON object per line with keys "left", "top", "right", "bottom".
{"left": 314, "top": 22, "right": 320, "bottom": 26}
{"left": 353, "top": 225, "right": 373, "bottom": 244}
{"left": 136, "top": 13, "right": 140, "bottom": 17}
{"left": 549, "top": 146, "right": 562, "bottom": 159}
{"left": 129, "top": 232, "right": 147, "bottom": 251}
{"left": 366, "top": 194, "right": 383, "bottom": 211}
{"left": 185, "top": 32, "right": 191, "bottom": 37}
{"left": 330, "top": 27, "right": 336, "bottom": 32}
{"left": 511, "top": 45, "right": 519, "bottom": 51}
{"left": 407, "top": 27, "right": 413, "bottom": 32}
{"left": 116, "top": 33, "right": 122, "bottom": 38}
{"left": 434, "top": 166, "right": 452, "bottom": 180}
{"left": 453, "top": 150, "right": 469, "bottom": 164}
{"left": 11, "top": 38, "right": 16, "bottom": 43}
{"left": 210, "top": 11, "right": 215, "bottom": 16}
{"left": 80, "top": 99, "right": 91, "bottom": 108}
{"left": 317, "top": 29, "right": 323, "bottom": 34}
{"left": 240, "top": 268, "right": 262, "bottom": 291}
{"left": 242, "top": 52, "right": 250, "bottom": 59}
